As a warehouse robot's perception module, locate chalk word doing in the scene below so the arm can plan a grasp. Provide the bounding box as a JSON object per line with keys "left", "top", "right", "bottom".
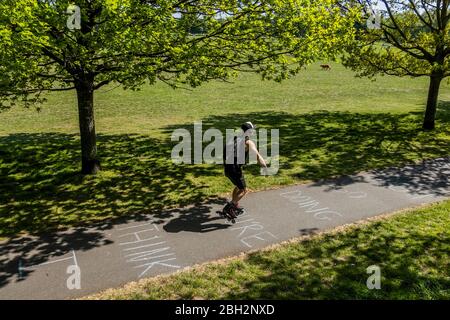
{"left": 280, "top": 190, "right": 342, "bottom": 221}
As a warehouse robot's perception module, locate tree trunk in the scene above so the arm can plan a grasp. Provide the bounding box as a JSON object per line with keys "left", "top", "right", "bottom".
{"left": 75, "top": 77, "right": 100, "bottom": 174}
{"left": 423, "top": 74, "right": 443, "bottom": 130}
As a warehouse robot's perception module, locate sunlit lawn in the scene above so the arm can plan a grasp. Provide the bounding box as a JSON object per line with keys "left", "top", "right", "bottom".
{"left": 1, "top": 64, "right": 450, "bottom": 238}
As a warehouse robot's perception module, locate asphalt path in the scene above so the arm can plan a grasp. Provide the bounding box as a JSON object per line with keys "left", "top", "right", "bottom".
{"left": 0, "top": 157, "right": 449, "bottom": 299}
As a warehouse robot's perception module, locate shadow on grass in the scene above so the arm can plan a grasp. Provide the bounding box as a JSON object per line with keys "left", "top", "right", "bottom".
{"left": 0, "top": 133, "right": 224, "bottom": 237}
{"left": 165, "top": 104, "right": 450, "bottom": 194}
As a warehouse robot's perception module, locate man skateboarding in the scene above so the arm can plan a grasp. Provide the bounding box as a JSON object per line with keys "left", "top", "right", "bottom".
{"left": 222, "top": 122, "right": 267, "bottom": 221}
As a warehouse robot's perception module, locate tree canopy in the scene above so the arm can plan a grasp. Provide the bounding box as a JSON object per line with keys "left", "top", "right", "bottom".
{"left": 0, "top": 0, "right": 357, "bottom": 173}
{"left": 342, "top": 0, "right": 450, "bottom": 130}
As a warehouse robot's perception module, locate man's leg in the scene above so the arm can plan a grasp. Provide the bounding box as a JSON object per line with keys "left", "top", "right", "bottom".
{"left": 232, "top": 187, "right": 239, "bottom": 203}
{"left": 232, "top": 169, "right": 247, "bottom": 206}
{"left": 224, "top": 187, "right": 239, "bottom": 212}
{"left": 232, "top": 187, "right": 248, "bottom": 205}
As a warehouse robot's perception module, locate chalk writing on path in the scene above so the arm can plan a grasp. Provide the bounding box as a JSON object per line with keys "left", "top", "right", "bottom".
{"left": 280, "top": 190, "right": 343, "bottom": 221}
{"left": 334, "top": 188, "right": 367, "bottom": 199}
{"left": 229, "top": 212, "right": 277, "bottom": 248}
{"left": 19, "top": 250, "right": 80, "bottom": 289}
{"left": 116, "top": 222, "right": 180, "bottom": 278}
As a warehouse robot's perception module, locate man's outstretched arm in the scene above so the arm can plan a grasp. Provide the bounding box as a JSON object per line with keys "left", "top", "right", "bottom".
{"left": 247, "top": 140, "right": 267, "bottom": 168}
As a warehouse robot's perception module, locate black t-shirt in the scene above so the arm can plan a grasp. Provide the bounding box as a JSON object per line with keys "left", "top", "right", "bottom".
{"left": 223, "top": 136, "right": 249, "bottom": 167}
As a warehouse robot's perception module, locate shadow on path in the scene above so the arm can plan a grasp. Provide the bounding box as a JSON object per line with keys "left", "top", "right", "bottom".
{"left": 162, "top": 200, "right": 232, "bottom": 234}
{"left": 310, "top": 157, "right": 450, "bottom": 197}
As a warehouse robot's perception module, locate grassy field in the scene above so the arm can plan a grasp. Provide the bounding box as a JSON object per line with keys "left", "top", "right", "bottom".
{"left": 1, "top": 63, "right": 450, "bottom": 238}
{"left": 85, "top": 200, "right": 450, "bottom": 300}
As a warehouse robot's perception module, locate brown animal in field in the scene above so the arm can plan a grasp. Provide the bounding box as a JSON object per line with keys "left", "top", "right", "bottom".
{"left": 320, "top": 64, "right": 331, "bottom": 71}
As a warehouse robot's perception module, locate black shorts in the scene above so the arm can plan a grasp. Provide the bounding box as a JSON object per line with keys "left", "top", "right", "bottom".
{"left": 224, "top": 164, "right": 246, "bottom": 190}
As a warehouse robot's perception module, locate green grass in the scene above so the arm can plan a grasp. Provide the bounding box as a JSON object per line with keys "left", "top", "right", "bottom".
{"left": 85, "top": 200, "right": 450, "bottom": 300}
{"left": 1, "top": 64, "right": 450, "bottom": 238}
